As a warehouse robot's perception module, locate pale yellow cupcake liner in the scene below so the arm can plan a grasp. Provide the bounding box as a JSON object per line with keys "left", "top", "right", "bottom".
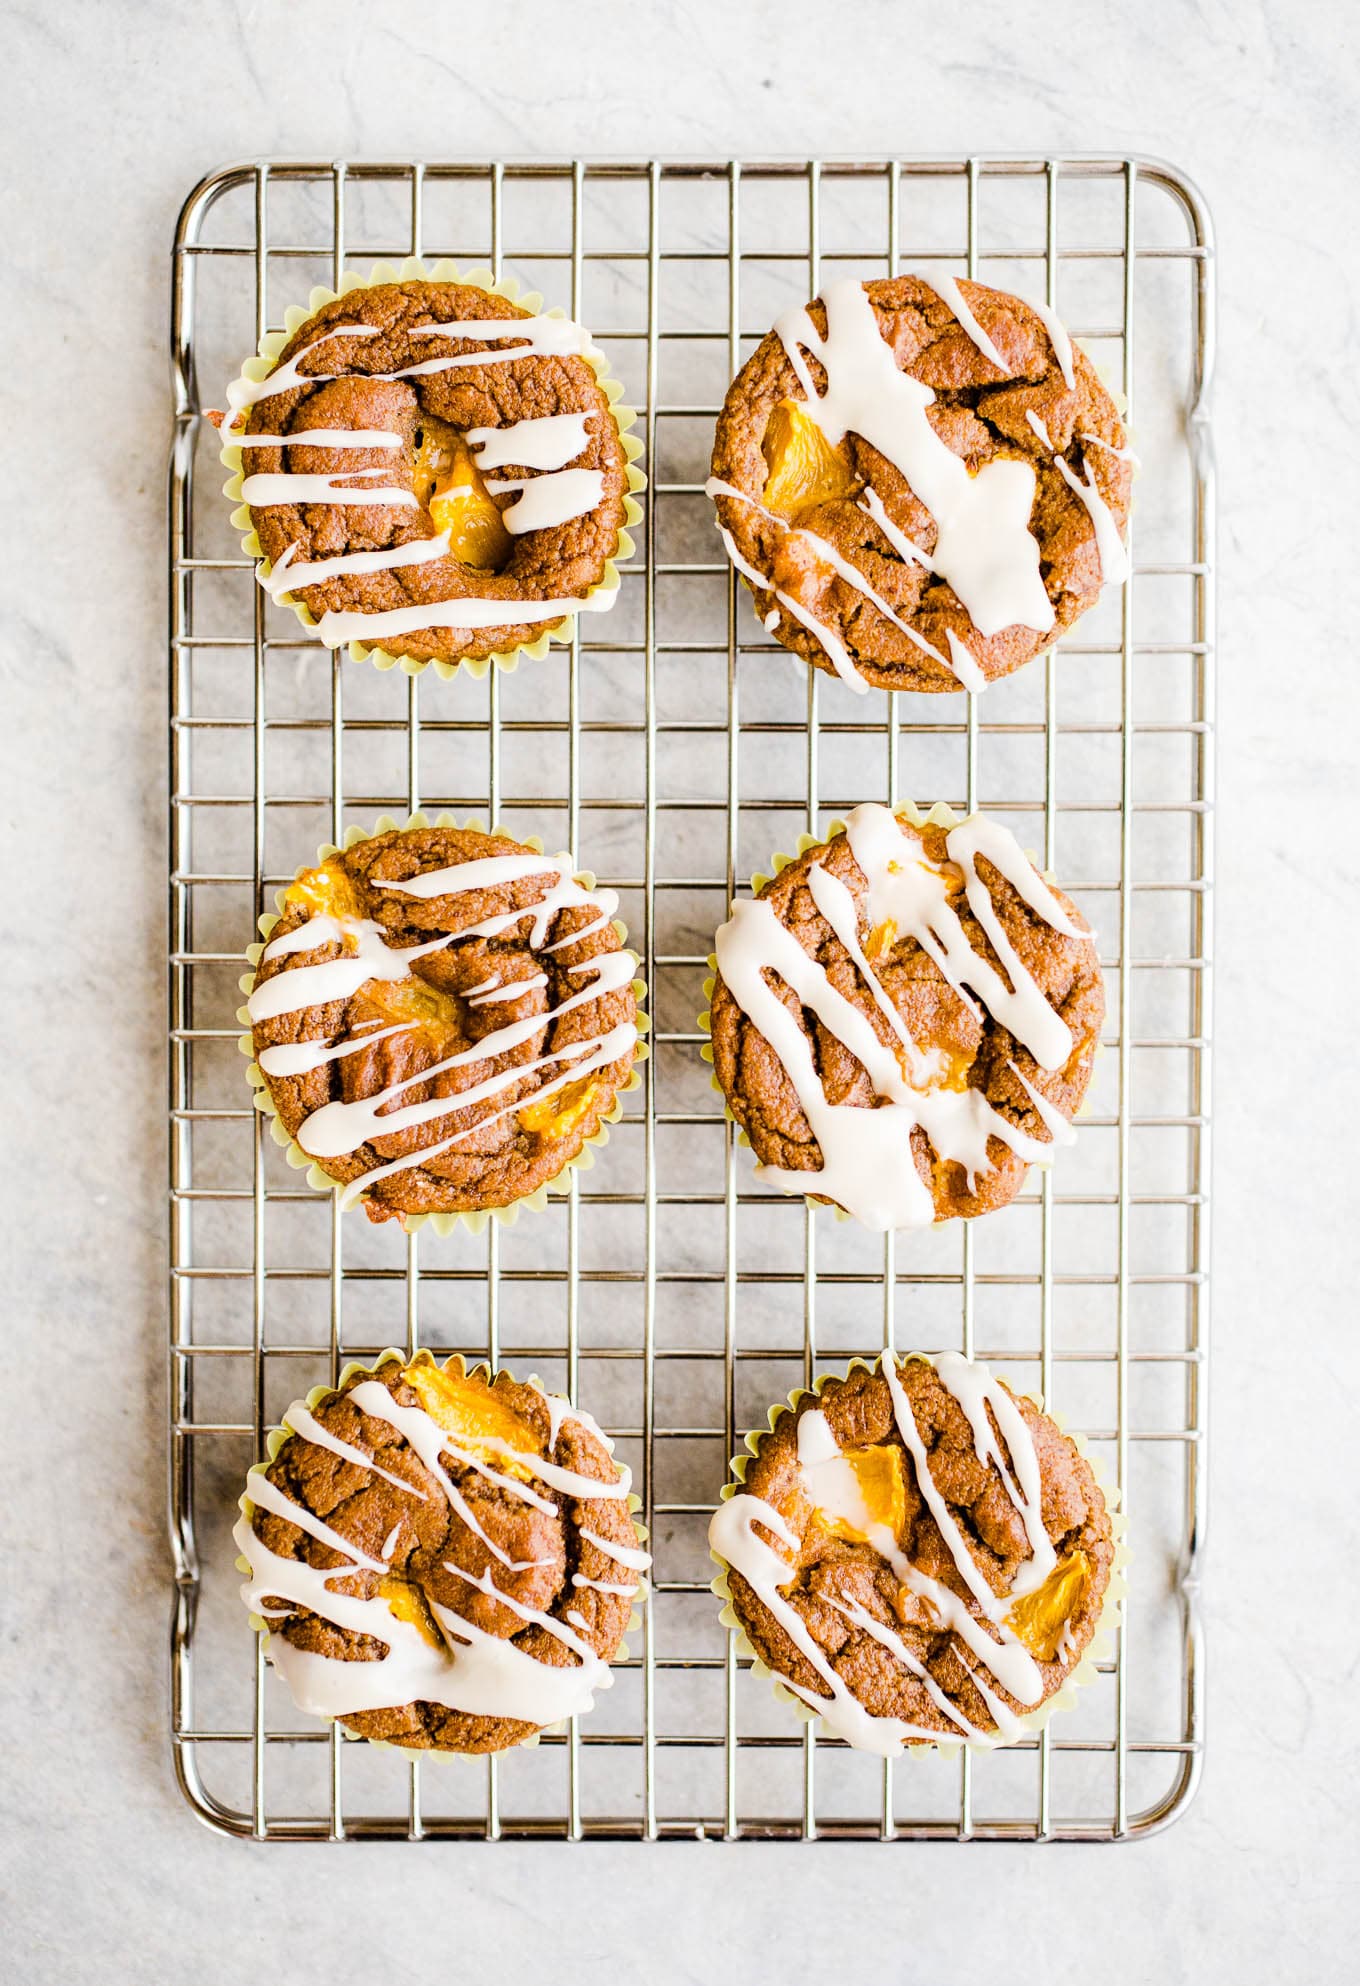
{"left": 709, "top": 1352, "right": 1128, "bottom": 1759}
{"left": 237, "top": 1348, "right": 648, "bottom": 1762}
{"left": 237, "top": 811, "right": 649, "bottom": 1238}
{"left": 218, "top": 255, "right": 646, "bottom": 682}
{"left": 697, "top": 798, "right": 1100, "bottom": 1224}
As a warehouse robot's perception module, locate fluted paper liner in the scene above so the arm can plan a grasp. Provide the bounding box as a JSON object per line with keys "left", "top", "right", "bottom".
{"left": 238, "top": 811, "right": 648, "bottom": 1237}
{"left": 709, "top": 1354, "right": 1128, "bottom": 1758}
{"left": 218, "top": 256, "right": 646, "bottom": 682}
{"left": 697, "top": 798, "right": 1101, "bottom": 1226}
{"left": 236, "top": 1349, "right": 648, "bottom": 1761}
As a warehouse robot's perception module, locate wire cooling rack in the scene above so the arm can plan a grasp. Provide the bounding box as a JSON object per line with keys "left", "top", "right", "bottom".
{"left": 167, "top": 155, "right": 1215, "bottom": 1842}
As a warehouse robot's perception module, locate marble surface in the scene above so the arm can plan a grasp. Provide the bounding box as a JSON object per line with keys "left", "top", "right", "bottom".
{"left": 5, "top": 1, "right": 1359, "bottom": 1977}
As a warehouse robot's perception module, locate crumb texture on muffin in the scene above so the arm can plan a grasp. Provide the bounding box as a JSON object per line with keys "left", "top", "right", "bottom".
{"left": 237, "top": 1357, "right": 649, "bottom": 1753}
{"left": 708, "top": 274, "right": 1132, "bottom": 694}
{"left": 247, "top": 823, "right": 639, "bottom": 1222}
{"left": 709, "top": 1354, "right": 1114, "bottom": 1754}
{"left": 709, "top": 803, "right": 1103, "bottom": 1229}
{"left": 224, "top": 280, "right": 629, "bottom": 665}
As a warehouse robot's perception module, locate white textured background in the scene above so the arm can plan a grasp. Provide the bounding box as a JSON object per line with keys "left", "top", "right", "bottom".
{"left": 4, "top": 2, "right": 1358, "bottom": 1978}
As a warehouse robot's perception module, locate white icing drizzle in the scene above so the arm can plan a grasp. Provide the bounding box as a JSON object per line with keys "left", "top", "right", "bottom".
{"left": 231, "top": 427, "right": 404, "bottom": 451}
{"left": 248, "top": 916, "right": 456, "bottom": 1024}
{"left": 945, "top": 630, "right": 988, "bottom": 694}
{"left": 787, "top": 527, "right": 951, "bottom": 669}
{"left": 1007, "top": 1060, "right": 1078, "bottom": 1147}
{"left": 249, "top": 848, "right": 636, "bottom": 1205}
{"left": 258, "top": 1020, "right": 413, "bottom": 1078}
{"left": 246, "top": 1469, "right": 389, "bottom": 1575}
{"left": 466, "top": 1439, "right": 633, "bottom": 1506}
{"left": 312, "top": 591, "right": 616, "bottom": 645}
{"left": 857, "top": 484, "right": 934, "bottom": 571}
{"left": 238, "top": 1369, "right": 648, "bottom": 1726}
{"left": 1053, "top": 455, "right": 1131, "bottom": 585}
{"left": 467, "top": 411, "right": 594, "bottom": 472}
{"left": 433, "top": 1438, "right": 559, "bottom": 1519}
{"left": 928, "top": 1351, "right": 1055, "bottom": 1593}
{"left": 407, "top": 315, "right": 588, "bottom": 357}
{"left": 708, "top": 1492, "right": 932, "bottom": 1754}
{"left": 279, "top": 1399, "right": 431, "bottom": 1500}
{"left": 468, "top": 974, "right": 548, "bottom": 1008}
{"left": 1025, "top": 296, "right": 1077, "bottom": 391}
{"left": 774, "top": 279, "right": 1054, "bottom": 639}
{"left": 572, "top": 1573, "right": 639, "bottom": 1597}
{"left": 1025, "top": 409, "right": 1055, "bottom": 453}
{"left": 794, "top": 1403, "right": 1044, "bottom": 1704}
{"left": 1079, "top": 430, "right": 1140, "bottom": 465}
{"left": 331, "top": 1019, "right": 636, "bottom": 1212}
{"left": 219, "top": 325, "right": 383, "bottom": 434}
{"left": 261, "top": 533, "right": 452, "bottom": 598}
{"left": 290, "top": 952, "right": 633, "bottom": 1159}
{"left": 824, "top": 1593, "right": 1018, "bottom": 1743}
{"left": 904, "top": 268, "right": 1007, "bottom": 371}
{"left": 578, "top": 1528, "right": 652, "bottom": 1572}
{"left": 713, "top": 803, "right": 1084, "bottom": 1230}
{"left": 240, "top": 467, "right": 417, "bottom": 510}
{"left": 345, "top": 1381, "right": 529, "bottom": 1573}
{"left": 483, "top": 468, "right": 606, "bottom": 535}
{"left": 713, "top": 521, "right": 863, "bottom": 694}
{"left": 376, "top": 849, "right": 569, "bottom": 902}
{"left": 372, "top": 850, "right": 617, "bottom": 948}
{"left": 239, "top": 1512, "right": 612, "bottom": 1725}
{"left": 708, "top": 474, "right": 979, "bottom": 696}
{"left": 441, "top": 1562, "right": 599, "bottom": 1663}
{"left": 709, "top": 1349, "right": 1073, "bottom": 1753}
{"left": 226, "top": 309, "right": 613, "bottom": 637}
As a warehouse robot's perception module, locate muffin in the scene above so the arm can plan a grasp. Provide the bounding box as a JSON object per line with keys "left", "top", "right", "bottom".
{"left": 705, "top": 802, "right": 1102, "bottom": 1229}
{"left": 710, "top": 1352, "right": 1117, "bottom": 1755}
{"left": 244, "top": 819, "right": 642, "bottom": 1226}
{"left": 218, "top": 271, "right": 638, "bottom": 673}
{"left": 707, "top": 273, "right": 1132, "bottom": 694}
{"left": 237, "top": 1353, "right": 649, "bottom": 1753}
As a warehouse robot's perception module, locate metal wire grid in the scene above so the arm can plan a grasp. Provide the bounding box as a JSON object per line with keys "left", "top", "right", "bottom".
{"left": 168, "top": 156, "right": 1215, "bottom": 1841}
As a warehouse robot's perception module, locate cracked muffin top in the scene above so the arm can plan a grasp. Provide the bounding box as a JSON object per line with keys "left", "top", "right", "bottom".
{"left": 246, "top": 822, "right": 640, "bottom": 1223}
{"left": 707, "top": 803, "right": 1103, "bottom": 1229}
{"left": 237, "top": 1356, "right": 649, "bottom": 1754}
{"left": 708, "top": 274, "right": 1132, "bottom": 695}
{"left": 221, "top": 279, "right": 631, "bottom": 667}
{"left": 710, "top": 1353, "right": 1115, "bottom": 1754}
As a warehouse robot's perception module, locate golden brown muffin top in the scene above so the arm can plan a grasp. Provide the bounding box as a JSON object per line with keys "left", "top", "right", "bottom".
{"left": 711, "top": 1356, "right": 1114, "bottom": 1750}
{"left": 236, "top": 279, "right": 628, "bottom": 665}
{"left": 709, "top": 274, "right": 1132, "bottom": 693}
{"left": 248, "top": 823, "right": 639, "bottom": 1222}
{"left": 708, "top": 805, "right": 1103, "bottom": 1227}
{"left": 240, "top": 1357, "right": 646, "bottom": 1754}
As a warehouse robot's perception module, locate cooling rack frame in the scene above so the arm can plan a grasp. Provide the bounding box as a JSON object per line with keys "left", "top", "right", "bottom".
{"left": 168, "top": 153, "right": 1215, "bottom": 1842}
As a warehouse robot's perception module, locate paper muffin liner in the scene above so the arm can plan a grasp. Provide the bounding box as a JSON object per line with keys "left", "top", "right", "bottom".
{"left": 218, "top": 255, "right": 646, "bottom": 682}
{"left": 236, "top": 1348, "right": 649, "bottom": 1762}
{"left": 698, "top": 798, "right": 1100, "bottom": 1226}
{"left": 709, "top": 1354, "right": 1128, "bottom": 1759}
{"left": 238, "top": 811, "right": 649, "bottom": 1237}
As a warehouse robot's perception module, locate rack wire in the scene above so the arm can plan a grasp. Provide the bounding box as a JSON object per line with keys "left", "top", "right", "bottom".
{"left": 167, "top": 155, "right": 1215, "bottom": 1842}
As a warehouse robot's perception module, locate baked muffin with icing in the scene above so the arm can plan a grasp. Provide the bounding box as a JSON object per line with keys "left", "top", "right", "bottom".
{"left": 706, "top": 803, "right": 1102, "bottom": 1229}
{"left": 238, "top": 1354, "right": 649, "bottom": 1753}
{"left": 708, "top": 274, "right": 1132, "bottom": 695}
{"left": 246, "top": 821, "right": 641, "bottom": 1224}
{"left": 710, "top": 1353, "right": 1116, "bottom": 1754}
{"left": 218, "top": 277, "right": 633, "bottom": 669}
